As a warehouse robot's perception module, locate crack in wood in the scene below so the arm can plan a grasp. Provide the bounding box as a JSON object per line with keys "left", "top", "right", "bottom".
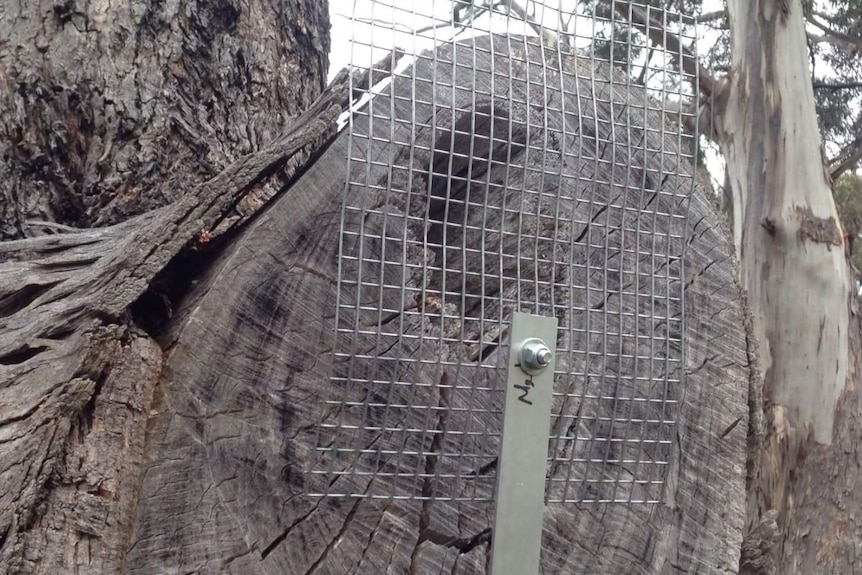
{"left": 346, "top": 501, "right": 393, "bottom": 575}
{"left": 408, "top": 370, "right": 452, "bottom": 574}
{"left": 260, "top": 500, "right": 323, "bottom": 560}
{"left": 301, "top": 499, "right": 362, "bottom": 575}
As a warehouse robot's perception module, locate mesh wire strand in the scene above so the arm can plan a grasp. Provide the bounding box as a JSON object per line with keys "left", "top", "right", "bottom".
{"left": 310, "top": 0, "right": 698, "bottom": 505}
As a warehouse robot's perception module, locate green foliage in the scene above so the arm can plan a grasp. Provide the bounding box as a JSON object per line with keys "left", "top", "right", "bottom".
{"left": 592, "top": 25, "right": 646, "bottom": 69}
{"left": 833, "top": 173, "right": 862, "bottom": 270}
{"left": 808, "top": 0, "right": 862, "bottom": 152}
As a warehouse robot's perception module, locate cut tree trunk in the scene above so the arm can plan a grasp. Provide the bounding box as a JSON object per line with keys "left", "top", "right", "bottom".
{"left": 124, "top": 36, "right": 753, "bottom": 575}
{"left": 718, "top": 1, "right": 862, "bottom": 573}
{"left": 1, "top": 5, "right": 753, "bottom": 575}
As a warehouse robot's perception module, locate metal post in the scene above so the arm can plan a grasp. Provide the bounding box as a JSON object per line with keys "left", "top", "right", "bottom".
{"left": 490, "top": 312, "right": 558, "bottom": 575}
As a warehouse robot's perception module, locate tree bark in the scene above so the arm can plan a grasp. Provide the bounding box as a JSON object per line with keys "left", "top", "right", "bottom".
{"left": 717, "top": 1, "right": 862, "bottom": 573}
{"left": 0, "top": 0, "right": 330, "bottom": 240}
{"left": 1, "top": 3, "right": 755, "bottom": 575}
{"left": 0, "top": 1, "right": 330, "bottom": 573}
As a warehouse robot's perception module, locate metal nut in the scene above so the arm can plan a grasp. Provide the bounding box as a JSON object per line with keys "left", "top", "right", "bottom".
{"left": 520, "top": 338, "right": 553, "bottom": 374}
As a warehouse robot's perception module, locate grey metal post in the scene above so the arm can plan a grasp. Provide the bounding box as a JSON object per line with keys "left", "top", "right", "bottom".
{"left": 490, "top": 312, "right": 558, "bottom": 575}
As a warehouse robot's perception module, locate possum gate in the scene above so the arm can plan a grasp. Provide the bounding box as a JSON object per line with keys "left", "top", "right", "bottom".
{"left": 308, "top": 2, "right": 700, "bottom": 573}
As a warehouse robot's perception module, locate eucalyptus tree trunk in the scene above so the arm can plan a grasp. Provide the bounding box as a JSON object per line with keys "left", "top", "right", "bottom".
{"left": 716, "top": 1, "right": 862, "bottom": 572}
{"left": 0, "top": 2, "right": 756, "bottom": 575}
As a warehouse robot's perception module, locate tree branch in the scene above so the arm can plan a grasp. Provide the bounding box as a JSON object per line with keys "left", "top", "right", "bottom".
{"left": 608, "top": 1, "right": 720, "bottom": 99}
{"left": 813, "top": 81, "right": 862, "bottom": 91}
{"left": 414, "top": 3, "right": 491, "bottom": 35}
{"left": 699, "top": 9, "right": 726, "bottom": 24}
{"left": 501, "top": 0, "right": 560, "bottom": 47}
{"left": 806, "top": 13, "right": 862, "bottom": 51}
{"left": 637, "top": 45, "right": 655, "bottom": 86}
{"left": 830, "top": 136, "right": 862, "bottom": 181}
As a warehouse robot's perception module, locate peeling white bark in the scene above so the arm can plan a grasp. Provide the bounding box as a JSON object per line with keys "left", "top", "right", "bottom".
{"left": 722, "top": 0, "right": 850, "bottom": 445}
{"left": 720, "top": 1, "right": 862, "bottom": 573}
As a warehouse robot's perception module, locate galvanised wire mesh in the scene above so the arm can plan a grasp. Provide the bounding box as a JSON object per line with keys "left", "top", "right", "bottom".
{"left": 310, "top": 0, "right": 698, "bottom": 505}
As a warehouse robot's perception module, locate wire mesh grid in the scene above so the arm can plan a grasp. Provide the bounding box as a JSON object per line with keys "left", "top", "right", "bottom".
{"left": 310, "top": 0, "right": 699, "bottom": 505}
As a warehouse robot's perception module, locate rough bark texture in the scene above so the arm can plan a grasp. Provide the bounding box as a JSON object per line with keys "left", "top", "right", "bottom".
{"left": 0, "top": 1, "right": 330, "bottom": 573}
{"left": 1, "top": 3, "right": 753, "bottom": 575}
{"left": 718, "top": 1, "right": 862, "bottom": 573}
{"left": 0, "top": 0, "right": 329, "bottom": 240}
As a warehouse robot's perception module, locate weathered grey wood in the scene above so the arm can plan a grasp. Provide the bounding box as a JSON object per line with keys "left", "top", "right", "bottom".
{"left": 0, "top": 1, "right": 338, "bottom": 570}
{"left": 0, "top": 92, "right": 341, "bottom": 572}
{"left": 5, "top": 333, "right": 163, "bottom": 574}
{"left": 125, "top": 36, "right": 750, "bottom": 574}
